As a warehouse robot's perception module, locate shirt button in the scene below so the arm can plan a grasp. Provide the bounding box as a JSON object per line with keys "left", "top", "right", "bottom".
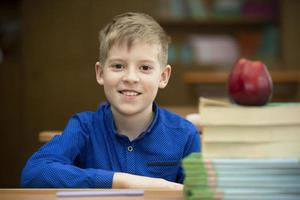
{"left": 127, "top": 146, "right": 133, "bottom": 152}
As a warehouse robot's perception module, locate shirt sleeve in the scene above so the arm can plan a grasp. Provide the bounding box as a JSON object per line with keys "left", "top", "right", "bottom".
{"left": 185, "top": 130, "right": 201, "bottom": 154}
{"left": 183, "top": 127, "right": 201, "bottom": 156}
{"left": 20, "top": 115, "right": 114, "bottom": 188}
{"left": 177, "top": 128, "right": 201, "bottom": 183}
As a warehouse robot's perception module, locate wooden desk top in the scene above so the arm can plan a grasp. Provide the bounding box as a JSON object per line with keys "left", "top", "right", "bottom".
{"left": 0, "top": 189, "right": 184, "bottom": 200}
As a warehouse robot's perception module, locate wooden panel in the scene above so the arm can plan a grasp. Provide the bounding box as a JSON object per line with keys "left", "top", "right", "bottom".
{"left": 282, "top": 1, "right": 300, "bottom": 67}
{"left": 183, "top": 70, "right": 300, "bottom": 84}
{"left": 183, "top": 70, "right": 300, "bottom": 101}
{"left": 20, "top": 0, "right": 94, "bottom": 179}
{"left": 0, "top": 1, "right": 22, "bottom": 188}
{"left": 0, "top": 59, "right": 22, "bottom": 187}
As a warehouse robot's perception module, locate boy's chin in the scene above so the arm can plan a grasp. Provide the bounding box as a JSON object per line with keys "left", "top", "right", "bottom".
{"left": 113, "top": 105, "right": 141, "bottom": 116}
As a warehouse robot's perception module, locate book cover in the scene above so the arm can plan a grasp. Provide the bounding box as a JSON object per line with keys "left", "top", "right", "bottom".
{"left": 199, "top": 97, "right": 300, "bottom": 126}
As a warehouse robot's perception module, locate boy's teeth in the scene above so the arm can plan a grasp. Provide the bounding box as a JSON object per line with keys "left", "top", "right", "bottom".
{"left": 122, "top": 91, "right": 139, "bottom": 96}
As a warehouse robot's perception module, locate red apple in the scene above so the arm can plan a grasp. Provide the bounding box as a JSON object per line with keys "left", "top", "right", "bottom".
{"left": 228, "top": 58, "right": 273, "bottom": 106}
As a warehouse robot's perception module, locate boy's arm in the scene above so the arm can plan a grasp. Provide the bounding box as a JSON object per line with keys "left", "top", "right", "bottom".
{"left": 20, "top": 115, "right": 114, "bottom": 188}
{"left": 21, "top": 149, "right": 182, "bottom": 189}
{"left": 21, "top": 153, "right": 182, "bottom": 189}
{"left": 21, "top": 156, "right": 114, "bottom": 188}
{"left": 112, "top": 172, "right": 183, "bottom": 190}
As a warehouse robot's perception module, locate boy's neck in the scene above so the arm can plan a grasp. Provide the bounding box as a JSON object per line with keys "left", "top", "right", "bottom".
{"left": 111, "top": 105, "right": 154, "bottom": 141}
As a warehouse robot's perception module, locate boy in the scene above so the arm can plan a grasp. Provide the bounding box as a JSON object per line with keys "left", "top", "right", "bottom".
{"left": 21, "top": 12, "right": 200, "bottom": 189}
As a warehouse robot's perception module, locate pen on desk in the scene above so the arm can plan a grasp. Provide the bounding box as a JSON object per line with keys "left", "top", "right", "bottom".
{"left": 56, "top": 189, "right": 144, "bottom": 197}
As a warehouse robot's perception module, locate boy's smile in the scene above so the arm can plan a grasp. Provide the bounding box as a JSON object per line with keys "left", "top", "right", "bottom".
{"left": 119, "top": 90, "right": 140, "bottom": 96}
{"left": 96, "top": 41, "right": 171, "bottom": 117}
{"left": 118, "top": 89, "right": 141, "bottom": 102}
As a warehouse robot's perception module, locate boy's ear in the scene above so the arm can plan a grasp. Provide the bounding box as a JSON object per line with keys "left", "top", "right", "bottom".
{"left": 95, "top": 62, "right": 104, "bottom": 85}
{"left": 159, "top": 64, "right": 172, "bottom": 89}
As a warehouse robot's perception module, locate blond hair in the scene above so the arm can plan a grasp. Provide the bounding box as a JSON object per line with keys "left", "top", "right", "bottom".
{"left": 99, "top": 12, "right": 171, "bottom": 66}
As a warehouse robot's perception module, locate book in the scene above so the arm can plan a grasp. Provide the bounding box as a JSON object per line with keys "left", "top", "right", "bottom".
{"left": 198, "top": 97, "right": 300, "bottom": 159}
{"left": 202, "top": 141, "right": 300, "bottom": 159}
{"left": 202, "top": 125, "right": 300, "bottom": 142}
{"left": 182, "top": 153, "right": 300, "bottom": 200}
{"left": 199, "top": 97, "right": 300, "bottom": 126}
{"left": 186, "top": 0, "right": 208, "bottom": 19}
{"left": 188, "top": 35, "right": 240, "bottom": 67}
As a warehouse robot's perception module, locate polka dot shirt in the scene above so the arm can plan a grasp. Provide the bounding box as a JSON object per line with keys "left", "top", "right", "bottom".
{"left": 21, "top": 102, "right": 201, "bottom": 188}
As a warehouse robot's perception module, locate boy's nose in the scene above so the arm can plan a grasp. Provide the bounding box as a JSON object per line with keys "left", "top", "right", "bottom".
{"left": 122, "top": 68, "right": 140, "bottom": 83}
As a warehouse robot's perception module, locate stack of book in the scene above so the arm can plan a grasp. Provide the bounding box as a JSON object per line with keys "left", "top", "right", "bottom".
{"left": 182, "top": 153, "right": 300, "bottom": 200}
{"left": 199, "top": 97, "right": 300, "bottom": 158}
{"left": 182, "top": 97, "right": 300, "bottom": 199}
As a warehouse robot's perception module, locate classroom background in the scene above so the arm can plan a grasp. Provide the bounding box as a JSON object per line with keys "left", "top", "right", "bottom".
{"left": 0, "top": 0, "right": 299, "bottom": 187}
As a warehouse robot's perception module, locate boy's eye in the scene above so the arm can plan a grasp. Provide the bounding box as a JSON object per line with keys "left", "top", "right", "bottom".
{"left": 140, "top": 65, "right": 152, "bottom": 72}
{"left": 111, "top": 64, "right": 124, "bottom": 70}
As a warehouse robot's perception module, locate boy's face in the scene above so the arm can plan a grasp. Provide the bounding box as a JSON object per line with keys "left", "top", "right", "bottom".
{"left": 95, "top": 41, "right": 171, "bottom": 116}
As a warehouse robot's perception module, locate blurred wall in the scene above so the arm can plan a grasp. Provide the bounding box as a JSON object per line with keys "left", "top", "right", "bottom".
{"left": 0, "top": 0, "right": 299, "bottom": 187}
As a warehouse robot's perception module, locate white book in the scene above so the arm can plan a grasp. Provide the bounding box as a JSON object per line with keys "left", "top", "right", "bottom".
{"left": 202, "top": 125, "right": 300, "bottom": 142}
{"left": 203, "top": 141, "right": 300, "bottom": 159}
{"left": 199, "top": 97, "right": 300, "bottom": 126}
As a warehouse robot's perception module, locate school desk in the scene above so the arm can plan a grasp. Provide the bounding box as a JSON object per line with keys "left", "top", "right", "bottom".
{"left": 0, "top": 188, "right": 184, "bottom": 200}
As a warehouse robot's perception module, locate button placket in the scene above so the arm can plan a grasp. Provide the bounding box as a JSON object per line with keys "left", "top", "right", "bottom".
{"left": 126, "top": 142, "right": 135, "bottom": 173}
{"left": 127, "top": 146, "right": 133, "bottom": 152}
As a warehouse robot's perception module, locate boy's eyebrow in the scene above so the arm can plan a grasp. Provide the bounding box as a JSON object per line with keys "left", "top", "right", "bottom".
{"left": 107, "top": 58, "right": 124, "bottom": 63}
{"left": 138, "top": 59, "right": 156, "bottom": 64}
{"left": 107, "top": 58, "right": 157, "bottom": 64}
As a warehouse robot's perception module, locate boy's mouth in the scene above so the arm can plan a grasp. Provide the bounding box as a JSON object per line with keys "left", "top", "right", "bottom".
{"left": 118, "top": 90, "right": 141, "bottom": 96}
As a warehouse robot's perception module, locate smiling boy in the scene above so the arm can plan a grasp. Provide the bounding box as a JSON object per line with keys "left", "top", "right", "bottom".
{"left": 21, "top": 12, "right": 200, "bottom": 189}
{"left": 96, "top": 42, "right": 171, "bottom": 140}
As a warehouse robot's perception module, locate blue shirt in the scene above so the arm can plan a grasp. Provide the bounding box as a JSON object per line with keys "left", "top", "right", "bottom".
{"left": 21, "top": 103, "right": 201, "bottom": 188}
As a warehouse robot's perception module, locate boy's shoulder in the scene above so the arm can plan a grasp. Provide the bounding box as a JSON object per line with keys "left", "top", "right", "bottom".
{"left": 158, "top": 106, "right": 198, "bottom": 132}
{"left": 74, "top": 111, "right": 95, "bottom": 122}
{"left": 73, "top": 103, "right": 108, "bottom": 123}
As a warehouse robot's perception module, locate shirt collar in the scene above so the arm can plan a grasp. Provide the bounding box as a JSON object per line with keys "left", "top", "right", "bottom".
{"left": 144, "top": 102, "right": 159, "bottom": 134}
{"left": 102, "top": 102, "right": 159, "bottom": 140}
